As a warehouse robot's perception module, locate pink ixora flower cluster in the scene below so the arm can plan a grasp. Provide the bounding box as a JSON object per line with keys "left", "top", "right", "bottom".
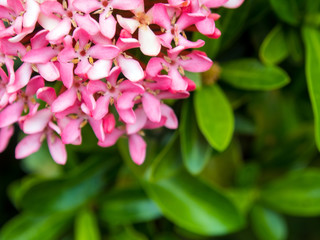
{"left": 0, "top": 0, "right": 244, "bottom": 165}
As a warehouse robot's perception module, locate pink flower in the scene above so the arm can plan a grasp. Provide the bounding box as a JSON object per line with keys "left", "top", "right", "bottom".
{"left": 146, "top": 46, "right": 212, "bottom": 91}
{"left": 152, "top": 3, "right": 205, "bottom": 48}
{"left": 39, "top": 0, "right": 100, "bottom": 43}
{"left": 85, "top": 66, "right": 144, "bottom": 123}
{"left": 17, "top": 108, "right": 67, "bottom": 165}
{"left": 117, "top": 2, "right": 161, "bottom": 56}
{"left": 0, "top": 0, "right": 244, "bottom": 165}
{"left": 0, "top": 0, "right": 40, "bottom": 42}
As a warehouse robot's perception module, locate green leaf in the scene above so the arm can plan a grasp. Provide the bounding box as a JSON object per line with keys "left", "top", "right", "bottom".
{"left": 118, "top": 137, "right": 160, "bottom": 179}
{"left": 143, "top": 171, "right": 244, "bottom": 236}
{"left": 19, "top": 156, "right": 120, "bottom": 213}
{"left": 21, "top": 144, "right": 63, "bottom": 177}
{"left": 100, "top": 187, "right": 161, "bottom": 225}
{"left": 199, "top": 140, "right": 243, "bottom": 188}
{"left": 75, "top": 208, "right": 100, "bottom": 240}
{"left": 287, "top": 28, "right": 303, "bottom": 64}
{"left": 226, "top": 188, "right": 258, "bottom": 215}
{"left": 0, "top": 213, "right": 72, "bottom": 240}
{"left": 109, "top": 226, "right": 148, "bottom": 240}
{"left": 8, "top": 176, "right": 44, "bottom": 208}
{"left": 302, "top": 26, "right": 320, "bottom": 151}
{"left": 261, "top": 169, "right": 320, "bottom": 216}
{"left": 220, "top": 59, "right": 290, "bottom": 90}
{"left": 146, "top": 133, "right": 182, "bottom": 182}
{"left": 180, "top": 99, "right": 212, "bottom": 175}
{"left": 306, "top": 0, "right": 320, "bottom": 14}
{"left": 251, "top": 205, "right": 287, "bottom": 240}
{"left": 269, "top": 0, "right": 300, "bottom": 25}
{"left": 194, "top": 84, "right": 234, "bottom": 151}
{"left": 260, "top": 25, "right": 289, "bottom": 65}
{"left": 185, "top": 71, "right": 202, "bottom": 90}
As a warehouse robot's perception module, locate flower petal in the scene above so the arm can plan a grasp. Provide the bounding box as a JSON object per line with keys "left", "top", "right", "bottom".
{"left": 15, "top": 133, "right": 43, "bottom": 159}
{"left": 7, "top": 63, "right": 32, "bottom": 93}
{"left": 23, "top": 108, "right": 52, "bottom": 134}
{"left": 161, "top": 104, "right": 178, "bottom": 129}
{"left": 88, "top": 45, "right": 120, "bottom": 60}
{"left": 92, "top": 96, "right": 109, "bottom": 120}
{"left": 0, "top": 101, "right": 24, "bottom": 128}
{"left": 116, "top": 15, "right": 139, "bottom": 34}
{"left": 38, "top": 62, "right": 60, "bottom": 81}
{"left": 36, "top": 87, "right": 57, "bottom": 105}
{"left": 103, "top": 113, "right": 115, "bottom": 133}
{"left": 73, "top": 0, "right": 100, "bottom": 13}
{"left": 47, "top": 134, "right": 67, "bottom": 165}
{"left": 168, "top": 68, "right": 188, "bottom": 91}
{"left": 30, "top": 29, "right": 49, "bottom": 49}
{"left": 87, "top": 59, "right": 112, "bottom": 80}
{"left": 223, "top": 0, "right": 244, "bottom": 8}
{"left": 112, "top": 0, "right": 142, "bottom": 10}
{"left": 88, "top": 117, "right": 105, "bottom": 141}
{"left": 98, "top": 128, "right": 124, "bottom": 147}
{"left": 46, "top": 18, "right": 71, "bottom": 42}
{"left": 138, "top": 26, "right": 161, "bottom": 56}
{"left": 142, "top": 92, "right": 161, "bottom": 122}
{"left": 126, "top": 108, "right": 147, "bottom": 135}
{"left": 74, "top": 14, "right": 100, "bottom": 36}
{"left": 61, "top": 118, "right": 82, "bottom": 144}
{"left": 117, "top": 92, "right": 138, "bottom": 110}
{"left": 25, "top": 75, "right": 45, "bottom": 96}
{"left": 23, "top": 0, "right": 40, "bottom": 28}
{"left": 59, "top": 62, "right": 74, "bottom": 88}
{"left": 0, "top": 125, "right": 14, "bottom": 153}
{"left": 51, "top": 87, "right": 77, "bottom": 113}
{"left": 118, "top": 54, "right": 144, "bottom": 82}
{"left": 180, "top": 51, "right": 212, "bottom": 72}
{"left": 129, "top": 134, "right": 146, "bottom": 165}
{"left": 23, "top": 47, "right": 57, "bottom": 64}
{"left": 100, "top": 13, "right": 117, "bottom": 39}
{"left": 117, "top": 107, "right": 136, "bottom": 124}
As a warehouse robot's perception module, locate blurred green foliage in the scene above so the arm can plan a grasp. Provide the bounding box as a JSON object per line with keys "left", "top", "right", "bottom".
{"left": 1, "top": 0, "right": 320, "bottom": 239}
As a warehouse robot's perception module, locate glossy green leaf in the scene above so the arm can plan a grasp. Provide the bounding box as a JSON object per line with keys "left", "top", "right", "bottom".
{"left": 19, "top": 157, "right": 120, "bottom": 213}
{"left": 287, "top": 28, "right": 303, "bottom": 64}
{"left": 194, "top": 84, "right": 234, "bottom": 151}
{"left": 143, "top": 170, "right": 244, "bottom": 236}
{"left": 185, "top": 71, "right": 202, "bottom": 89}
{"left": 75, "top": 208, "right": 100, "bottom": 240}
{"left": 109, "top": 226, "right": 148, "bottom": 240}
{"left": 8, "top": 176, "right": 44, "bottom": 208}
{"left": 220, "top": 59, "right": 290, "bottom": 90}
{"left": 180, "top": 99, "right": 212, "bottom": 175}
{"left": 118, "top": 137, "right": 160, "bottom": 179}
{"left": 302, "top": 26, "right": 320, "bottom": 151}
{"left": 100, "top": 188, "right": 161, "bottom": 224}
{"left": 269, "top": 0, "right": 300, "bottom": 25}
{"left": 21, "top": 144, "right": 63, "bottom": 177}
{"left": 199, "top": 140, "right": 243, "bottom": 188}
{"left": 0, "top": 213, "right": 72, "bottom": 240}
{"left": 261, "top": 169, "right": 320, "bottom": 216}
{"left": 251, "top": 205, "right": 287, "bottom": 240}
{"left": 260, "top": 25, "right": 289, "bottom": 65}
{"left": 146, "top": 133, "right": 182, "bottom": 182}
{"left": 306, "top": 0, "right": 320, "bottom": 14}
{"left": 226, "top": 188, "right": 257, "bottom": 215}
